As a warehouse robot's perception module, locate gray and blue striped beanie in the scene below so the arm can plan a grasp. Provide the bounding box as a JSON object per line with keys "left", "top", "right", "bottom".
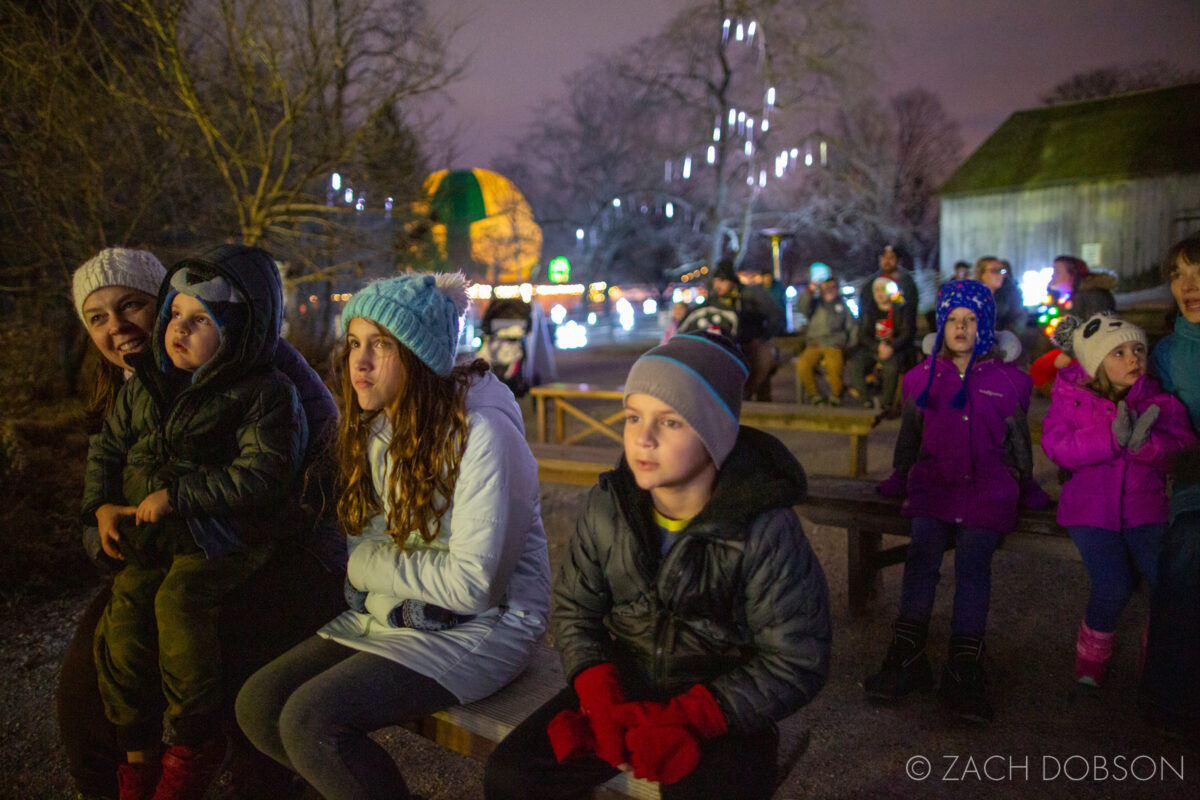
{"left": 624, "top": 331, "right": 748, "bottom": 468}
{"left": 342, "top": 273, "right": 469, "bottom": 375}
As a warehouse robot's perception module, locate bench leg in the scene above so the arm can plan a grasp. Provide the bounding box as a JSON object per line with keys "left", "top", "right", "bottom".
{"left": 847, "top": 527, "right": 881, "bottom": 616}
{"left": 848, "top": 434, "right": 867, "bottom": 478}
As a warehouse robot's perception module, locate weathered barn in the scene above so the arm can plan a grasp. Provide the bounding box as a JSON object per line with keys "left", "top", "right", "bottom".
{"left": 939, "top": 82, "right": 1200, "bottom": 284}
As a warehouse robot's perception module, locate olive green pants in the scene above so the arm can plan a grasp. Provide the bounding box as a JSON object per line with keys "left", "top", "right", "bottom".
{"left": 94, "top": 543, "right": 273, "bottom": 750}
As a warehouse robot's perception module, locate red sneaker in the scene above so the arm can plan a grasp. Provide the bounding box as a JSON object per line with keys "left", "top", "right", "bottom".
{"left": 117, "top": 760, "right": 160, "bottom": 800}
{"left": 151, "top": 739, "right": 227, "bottom": 800}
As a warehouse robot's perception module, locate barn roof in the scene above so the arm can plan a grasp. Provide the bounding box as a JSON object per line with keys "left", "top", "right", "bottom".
{"left": 940, "top": 82, "right": 1200, "bottom": 196}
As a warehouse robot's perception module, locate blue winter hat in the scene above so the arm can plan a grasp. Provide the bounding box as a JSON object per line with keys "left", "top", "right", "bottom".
{"left": 917, "top": 279, "right": 997, "bottom": 409}
{"left": 342, "top": 273, "right": 469, "bottom": 375}
{"left": 169, "top": 265, "right": 246, "bottom": 340}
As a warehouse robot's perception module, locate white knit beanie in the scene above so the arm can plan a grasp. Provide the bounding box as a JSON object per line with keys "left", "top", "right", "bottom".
{"left": 1059, "top": 312, "right": 1148, "bottom": 379}
{"left": 72, "top": 248, "right": 166, "bottom": 321}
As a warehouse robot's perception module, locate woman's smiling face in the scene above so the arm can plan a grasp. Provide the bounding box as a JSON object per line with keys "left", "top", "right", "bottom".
{"left": 81, "top": 287, "right": 157, "bottom": 369}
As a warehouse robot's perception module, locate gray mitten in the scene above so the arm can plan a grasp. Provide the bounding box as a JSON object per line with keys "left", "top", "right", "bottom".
{"left": 1127, "top": 404, "right": 1160, "bottom": 452}
{"left": 344, "top": 576, "right": 368, "bottom": 613}
{"left": 1111, "top": 400, "right": 1134, "bottom": 448}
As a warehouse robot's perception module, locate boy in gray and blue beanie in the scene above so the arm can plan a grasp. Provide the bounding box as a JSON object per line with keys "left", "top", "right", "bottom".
{"left": 485, "top": 330, "right": 831, "bottom": 799}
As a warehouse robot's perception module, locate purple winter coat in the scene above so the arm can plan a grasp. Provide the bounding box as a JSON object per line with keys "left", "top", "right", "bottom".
{"left": 883, "top": 349, "right": 1037, "bottom": 533}
{"left": 1041, "top": 363, "right": 1195, "bottom": 530}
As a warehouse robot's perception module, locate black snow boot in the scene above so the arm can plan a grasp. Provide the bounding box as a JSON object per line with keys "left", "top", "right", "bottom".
{"left": 864, "top": 618, "right": 934, "bottom": 701}
{"left": 938, "top": 635, "right": 993, "bottom": 723}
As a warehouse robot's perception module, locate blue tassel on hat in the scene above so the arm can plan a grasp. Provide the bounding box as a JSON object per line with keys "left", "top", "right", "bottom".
{"left": 916, "top": 280, "right": 997, "bottom": 409}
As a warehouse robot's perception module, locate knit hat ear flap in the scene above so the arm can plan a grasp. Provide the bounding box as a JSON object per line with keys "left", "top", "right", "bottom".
{"left": 915, "top": 329, "right": 942, "bottom": 409}
{"left": 1051, "top": 314, "right": 1082, "bottom": 354}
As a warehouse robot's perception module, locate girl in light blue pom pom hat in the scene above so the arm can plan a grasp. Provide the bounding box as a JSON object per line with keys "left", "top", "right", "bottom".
{"left": 236, "top": 273, "right": 551, "bottom": 798}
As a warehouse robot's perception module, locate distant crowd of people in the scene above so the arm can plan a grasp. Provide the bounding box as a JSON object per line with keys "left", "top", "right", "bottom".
{"left": 55, "top": 231, "right": 1200, "bottom": 800}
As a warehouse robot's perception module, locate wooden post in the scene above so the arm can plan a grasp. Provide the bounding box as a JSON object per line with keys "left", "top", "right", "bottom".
{"left": 847, "top": 527, "right": 881, "bottom": 615}
{"left": 848, "top": 434, "right": 868, "bottom": 478}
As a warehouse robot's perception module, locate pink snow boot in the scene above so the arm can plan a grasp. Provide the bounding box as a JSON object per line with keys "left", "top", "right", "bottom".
{"left": 1075, "top": 621, "right": 1114, "bottom": 687}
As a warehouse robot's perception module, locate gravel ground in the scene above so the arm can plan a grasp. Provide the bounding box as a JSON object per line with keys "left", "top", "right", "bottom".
{"left": 3, "top": 337, "right": 1197, "bottom": 799}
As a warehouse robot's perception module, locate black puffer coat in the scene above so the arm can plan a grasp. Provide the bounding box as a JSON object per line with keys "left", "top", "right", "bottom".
{"left": 553, "top": 426, "right": 831, "bottom": 734}
{"left": 82, "top": 245, "right": 306, "bottom": 559}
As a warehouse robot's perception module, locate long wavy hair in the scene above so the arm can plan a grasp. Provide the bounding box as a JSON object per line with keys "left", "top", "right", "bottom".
{"left": 335, "top": 320, "right": 489, "bottom": 549}
{"left": 86, "top": 357, "right": 126, "bottom": 420}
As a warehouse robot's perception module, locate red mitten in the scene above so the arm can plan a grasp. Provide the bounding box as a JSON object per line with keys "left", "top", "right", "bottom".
{"left": 547, "top": 709, "right": 595, "bottom": 762}
{"left": 1030, "top": 349, "right": 1063, "bottom": 389}
{"left": 623, "top": 723, "right": 700, "bottom": 784}
{"left": 573, "top": 663, "right": 630, "bottom": 768}
{"left": 611, "top": 685, "right": 729, "bottom": 784}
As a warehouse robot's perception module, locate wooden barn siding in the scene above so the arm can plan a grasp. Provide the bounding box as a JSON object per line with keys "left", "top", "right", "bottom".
{"left": 939, "top": 174, "right": 1200, "bottom": 279}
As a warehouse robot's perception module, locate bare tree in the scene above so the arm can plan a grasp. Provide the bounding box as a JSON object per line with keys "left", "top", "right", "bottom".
{"left": 0, "top": 1, "right": 190, "bottom": 292}
{"left": 497, "top": 0, "right": 867, "bottom": 286}
{"left": 93, "top": 0, "right": 463, "bottom": 277}
{"left": 799, "top": 88, "right": 963, "bottom": 275}
{"left": 1041, "top": 60, "right": 1199, "bottom": 105}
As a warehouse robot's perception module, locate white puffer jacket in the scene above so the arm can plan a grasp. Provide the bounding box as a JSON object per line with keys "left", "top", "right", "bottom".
{"left": 318, "top": 372, "right": 550, "bottom": 702}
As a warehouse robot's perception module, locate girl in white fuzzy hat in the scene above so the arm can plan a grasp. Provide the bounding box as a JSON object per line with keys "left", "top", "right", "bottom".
{"left": 1041, "top": 312, "right": 1194, "bottom": 689}
{"left": 236, "top": 272, "right": 551, "bottom": 799}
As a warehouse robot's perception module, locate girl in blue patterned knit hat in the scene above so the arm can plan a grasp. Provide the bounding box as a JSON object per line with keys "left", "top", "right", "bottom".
{"left": 866, "top": 279, "right": 1048, "bottom": 724}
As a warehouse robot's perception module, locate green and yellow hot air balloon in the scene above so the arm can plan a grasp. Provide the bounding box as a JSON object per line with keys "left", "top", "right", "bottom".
{"left": 420, "top": 169, "right": 542, "bottom": 284}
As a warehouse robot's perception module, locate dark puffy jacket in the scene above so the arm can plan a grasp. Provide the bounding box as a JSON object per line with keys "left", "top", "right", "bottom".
{"left": 552, "top": 427, "right": 831, "bottom": 734}
{"left": 82, "top": 245, "right": 306, "bottom": 559}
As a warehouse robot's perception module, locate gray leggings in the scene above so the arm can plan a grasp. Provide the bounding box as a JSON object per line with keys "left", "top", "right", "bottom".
{"left": 235, "top": 635, "right": 456, "bottom": 800}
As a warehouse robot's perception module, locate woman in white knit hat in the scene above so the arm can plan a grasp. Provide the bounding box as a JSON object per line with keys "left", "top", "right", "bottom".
{"left": 59, "top": 246, "right": 346, "bottom": 800}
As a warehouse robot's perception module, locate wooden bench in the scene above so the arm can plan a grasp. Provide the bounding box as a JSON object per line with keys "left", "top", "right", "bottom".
{"left": 529, "top": 446, "right": 1075, "bottom": 616}
{"left": 529, "top": 383, "right": 878, "bottom": 477}
{"left": 798, "top": 475, "right": 1074, "bottom": 615}
{"left": 408, "top": 645, "right": 660, "bottom": 799}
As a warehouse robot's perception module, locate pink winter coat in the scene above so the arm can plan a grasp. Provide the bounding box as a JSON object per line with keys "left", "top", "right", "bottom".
{"left": 1041, "top": 363, "right": 1195, "bottom": 530}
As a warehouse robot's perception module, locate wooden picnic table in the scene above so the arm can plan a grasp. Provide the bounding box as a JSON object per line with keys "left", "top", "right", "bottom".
{"left": 529, "top": 383, "right": 878, "bottom": 476}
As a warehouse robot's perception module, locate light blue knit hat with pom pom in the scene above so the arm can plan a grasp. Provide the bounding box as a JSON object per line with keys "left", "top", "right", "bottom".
{"left": 341, "top": 273, "right": 469, "bottom": 375}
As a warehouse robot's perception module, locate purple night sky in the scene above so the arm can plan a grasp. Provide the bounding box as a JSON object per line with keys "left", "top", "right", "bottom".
{"left": 430, "top": 0, "right": 1200, "bottom": 170}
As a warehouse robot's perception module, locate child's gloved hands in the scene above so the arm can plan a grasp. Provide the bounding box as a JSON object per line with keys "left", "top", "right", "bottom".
{"left": 609, "top": 684, "right": 728, "bottom": 784}
{"left": 546, "top": 708, "right": 596, "bottom": 763}
{"left": 1111, "top": 400, "right": 1135, "bottom": 448}
{"left": 1127, "top": 404, "right": 1160, "bottom": 452}
{"left": 568, "top": 663, "right": 631, "bottom": 769}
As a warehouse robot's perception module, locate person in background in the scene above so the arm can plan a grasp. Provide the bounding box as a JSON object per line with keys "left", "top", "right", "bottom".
{"left": 60, "top": 247, "right": 343, "bottom": 800}
{"left": 661, "top": 301, "right": 690, "bottom": 344}
{"left": 951, "top": 261, "right": 972, "bottom": 282}
{"left": 1141, "top": 231, "right": 1200, "bottom": 737}
{"left": 484, "top": 331, "right": 830, "bottom": 799}
{"left": 708, "top": 258, "right": 784, "bottom": 400}
{"left": 868, "top": 280, "right": 1048, "bottom": 723}
{"left": 975, "top": 257, "right": 1027, "bottom": 339}
{"left": 760, "top": 267, "right": 788, "bottom": 325}
{"left": 844, "top": 275, "right": 916, "bottom": 416}
{"left": 1031, "top": 255, "right": 1117, "bottom": 390}
{"left": 795, "top": 277, "right": 852, "bottom": 405}
{"left": 1041, "top": 312, "right": 1193, "bottom": 688}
